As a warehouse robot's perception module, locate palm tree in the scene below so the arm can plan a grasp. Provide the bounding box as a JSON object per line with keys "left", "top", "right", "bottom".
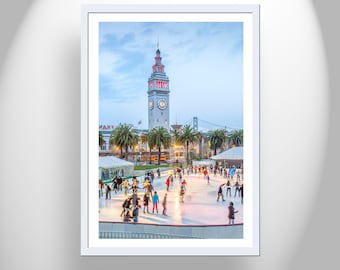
{"left": 148, "top": 126, "right": 171, "bottom": 165}
{"left": 177, "top": 124, "right": 200, "bottom": 165}
{"left": 228, "top": 129, "right": 243, "bottom": 147}
{"left": 170, "top": 128, "right": 181, "bottom": 145}
{"left": 208, "top": 129, "right": 227, "bottom": 155}
{"left": 99, "top": 131, "right": 105, "bottom": 149}
{"left": 110, "top": 123, "right": 139, "bottom": 160}
{"left": 140, "top": 131, "right": 151, "bottom": 164}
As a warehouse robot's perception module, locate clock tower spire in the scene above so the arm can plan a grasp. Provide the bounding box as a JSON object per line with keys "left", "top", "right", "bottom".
{"left": 147, "top": 44, "right": 170, "bottom": 131}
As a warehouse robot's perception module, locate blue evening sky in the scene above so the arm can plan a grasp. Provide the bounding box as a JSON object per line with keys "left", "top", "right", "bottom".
{"left": 99, "top": 22, "right": 243, "bottom": 131}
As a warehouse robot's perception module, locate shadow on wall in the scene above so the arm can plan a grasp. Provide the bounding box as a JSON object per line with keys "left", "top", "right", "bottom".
{"left": 0, "top": 0, "right": 34, "bottom": 69}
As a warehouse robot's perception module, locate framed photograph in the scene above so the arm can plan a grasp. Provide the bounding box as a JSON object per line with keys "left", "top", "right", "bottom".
{"left": 81, "top": 4, "right": 259, "bottom": 256}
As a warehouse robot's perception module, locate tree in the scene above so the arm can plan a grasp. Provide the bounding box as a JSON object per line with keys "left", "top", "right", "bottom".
{"left": 170, "top": 128, "right": 181, "bottom": 145}
{"left": 148, "top": 126, "right": 171, "bottom": 165}
{"left": 110, "top": 123, "right": 139, "bottom": 160}
{"left": 177, "top": 125, "right": 200, "bottom": 165}
{"left": 140, "top": 131, "right": 151, "bottom": 164}
{"left": 99, "top": 131, "right": 104, "bottom": 148}
{"left": 208, "top": 129, "right": 227, "bottom": 155}
{"left": 228, "top": 129, "right": 243, "bottom": 147}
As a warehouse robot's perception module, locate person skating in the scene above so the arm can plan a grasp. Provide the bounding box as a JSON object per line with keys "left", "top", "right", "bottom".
{"left": 165, "top": 176, "right": 170, "bottom": 192}
{"left": 132, "top": 204, "right": 140, "bottom": 223}
{"left": 170, "top": 174, "right": 174, "bottom": 187}
{"left": 132, "top": 190, "right": 141, "bottom": 208}
{"left": 217, "top": 184, "right": 225, "bottom": 202}
{"left": 145, "top": 181, "right": 154, "bottom": 197}
{"left": 130, "top": 177, "right": 139, "bottom": 193}
{"left": 98, "top": 180, "right": 103, "bottom": 198}
{"left": 240, "top": 184, "right": 244, "bottom": 204}
{"left": 123, "top": 211, "right": 132, "bottom": 222}
{"left": 143, "top": 192, "right": 151, "bottom": 213}
{"left": 228, "top": 202, "right": 238, "bottom": 224}
{"left": 152, "top": 191, "right": 159, "bottom": 213}
{"left": 179, "top": 185, "right": 185, "bottom": 203}
{"left": 116, "top": 175, "right": 123, "bottom": 192}
{"left": 162, "top": 193, "right": 168, "bottom": 215}
{"left": 226, "top": 180, "right": 232, "bottom": 197}
{"left": 181, "top": 179, "right": 187, "bottom": 191}
{"left": 112, "top": 177, "right": 118, "bottom": 194}
{"left": 122, "top": 179, "right": 130, "bottom": 195}
{"left": 120, "top": 196, "right": 132, "bottom": 218}
{"left": 203, "top": 168, "right": 208, "bottom": 179}
{"left": 233, "top": 181, "right": 240, "bottom": 197}
{"left": 105, "top": 184, "right": 112, "bottom": 200}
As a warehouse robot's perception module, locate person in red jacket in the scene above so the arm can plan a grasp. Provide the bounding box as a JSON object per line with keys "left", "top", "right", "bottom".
{"left": 165, "top": 177, "right": 170, "bottom": 192}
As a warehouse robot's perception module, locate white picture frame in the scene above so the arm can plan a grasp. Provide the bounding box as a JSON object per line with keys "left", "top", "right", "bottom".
{"left": 81, "top": 4, "right": 259, "bottom": 256}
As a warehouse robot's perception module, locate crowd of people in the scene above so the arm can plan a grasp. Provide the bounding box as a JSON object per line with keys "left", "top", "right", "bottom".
{"left": 99, "top": 164, "right": 243, "bottom": 224}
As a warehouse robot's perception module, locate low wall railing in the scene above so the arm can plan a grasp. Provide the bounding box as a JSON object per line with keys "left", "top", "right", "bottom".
{"left": 99, "top": 221, "right": 243, "bottom": 239}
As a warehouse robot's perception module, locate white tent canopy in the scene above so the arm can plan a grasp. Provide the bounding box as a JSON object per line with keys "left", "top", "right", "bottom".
{"left": 99, "top": 156, "right": 134, "bottom": 181}
{"left": 192, "top": 159, "right": 216, "bottom": 167}
{"left": 99, "top": 156, "right": 134, "bottom": 168}
{"left": 210, "top": 146, "right": 243, "bottom": 160}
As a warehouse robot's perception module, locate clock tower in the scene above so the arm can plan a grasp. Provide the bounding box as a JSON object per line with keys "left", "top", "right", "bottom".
{"left": 148, "top": 45, "right": 170, "bottom": 131}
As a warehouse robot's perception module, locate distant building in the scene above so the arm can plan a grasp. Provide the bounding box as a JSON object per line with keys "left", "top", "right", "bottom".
{"left": 99, "top": 125, "right": 115, "bottom": 153}
{"left": 99, "top": 125, "right": 148, "bottom": 156}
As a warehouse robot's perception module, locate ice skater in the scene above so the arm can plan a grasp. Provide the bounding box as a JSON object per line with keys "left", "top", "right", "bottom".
{"left": 228, "top": 202, "right": 238, "bottom": 224}
{"left": 145, "top": 181, "right": 154, "bottom": 197}
{"left": 179, "top": 185, "right": 185, "bottom": 203}
{"left": 143, "top": 192, "right": 151, "bottom": 213}
{"left": 203, "top": 168, "right": 208, "bottom": 179}
{"left": 112, "top": 177, "right": 118, "bottom": 194}
{"left": 240, "top": 184, "right": 244, "bottom": 204}
{"left": 123, "top": 211, "right": 132, "bottom": 222}
{"left": 162, "top": 193, "right": 168, "bottom": 215}
{"left": 181, "top": 179, "right": 187, "bottom": 191}
{"left": 131, "top": 190, "right": 140, "bottom": 207}
{"left": 132, "top": 204, "right": 140, "bottom": 223}
{"left": 152, "top": 191, "right": 159, "bottom": 213}
{"left": 105, "top": 184, "right": 111, "bottom": 200}
{"left": 122, "top": 179, "right": 130, "bottom": 195}
{"left": 226, "top": 180, "right": 232, "bottom": 197}
{"left": 217, "top": 184, "right": 225, "bottom": 202}
{"left": 165, "top": 176, "right": 170, "bottom": 192}
{"left": 120, "top": 196, "right": 132, "bottom": 218}
{"left": 233, "top": 181, "right": 240, "bottom": 197}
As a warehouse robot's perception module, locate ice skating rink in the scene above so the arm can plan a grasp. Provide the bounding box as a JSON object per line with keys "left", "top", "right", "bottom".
{"left": 99, "top": 172, "right": 244, "bottom": 226}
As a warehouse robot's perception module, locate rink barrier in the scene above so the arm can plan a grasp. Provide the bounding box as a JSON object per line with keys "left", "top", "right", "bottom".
{"left": 99, "top": 231, "right": 198, "bottom": 239}
{"left": 99, "top": 222, "right": 243, "bottom": 239}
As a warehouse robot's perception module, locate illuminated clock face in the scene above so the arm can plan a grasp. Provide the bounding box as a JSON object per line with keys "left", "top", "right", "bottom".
{"left": 157, "top": 99, "right": 167, "bottom": 110}
{"left": 148, "top": 99, "right": 154, "bottom": 110}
